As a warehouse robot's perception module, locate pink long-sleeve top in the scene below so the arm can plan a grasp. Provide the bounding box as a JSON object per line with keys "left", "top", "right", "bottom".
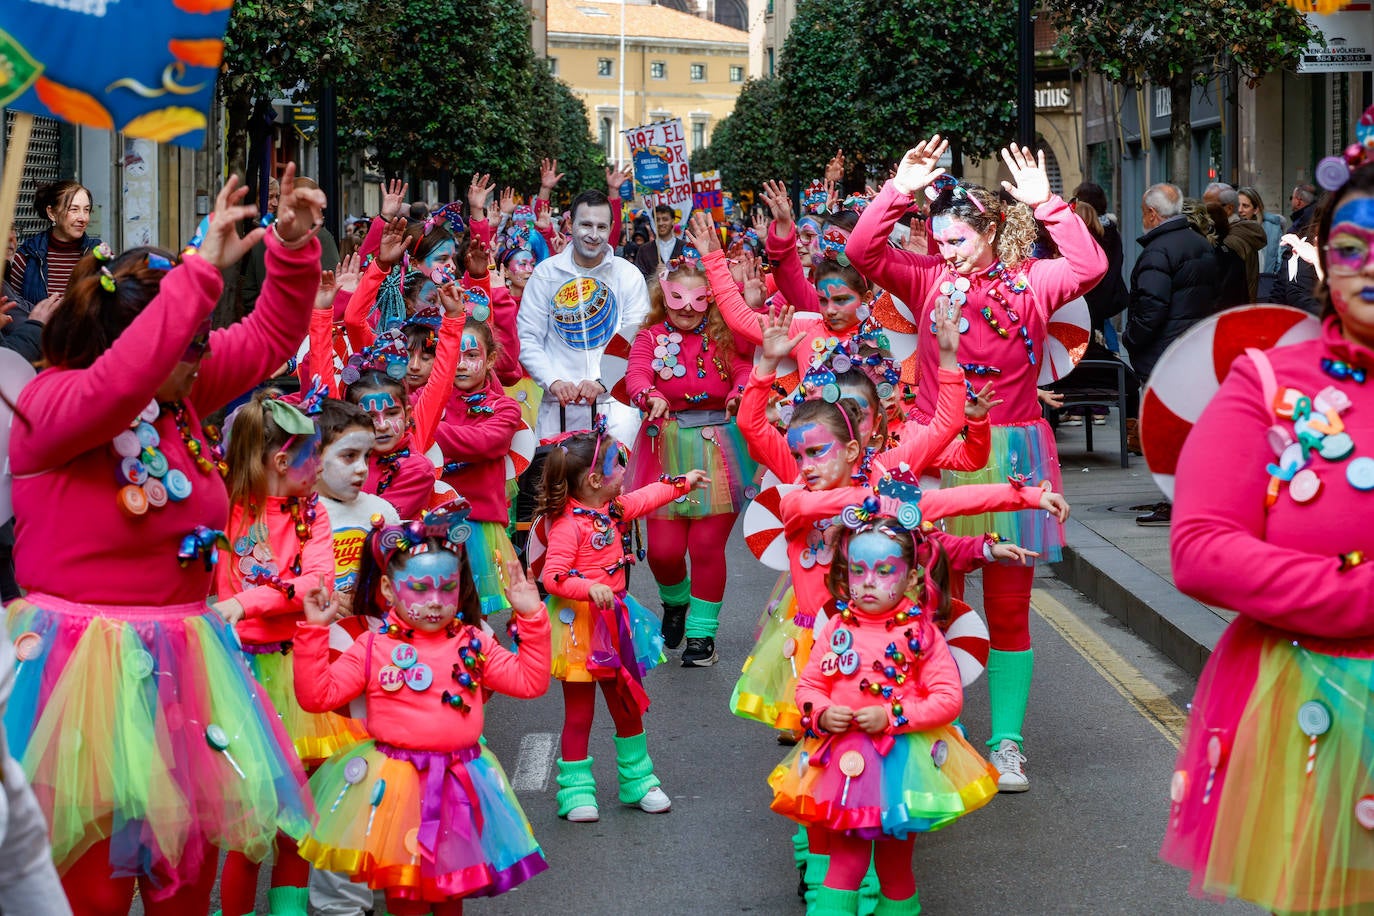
{"left": 460, "top": 271, "right": 523, "bottom": 386}
{"left": 292, "top": 613, "right": 552, "bottom": 751}
{"left": 797, "top": 599, "right": 961, "bottom": 735}
{"left": 624, "top": 320, "right": 750, "bottom": 412}
{"left": 764, "top": 220, "right": 821, "bottom": 313}
{"left": 12, "top": 238, "right": 318, "bottom": 606}
{"left": 366, "top": 444, "right": 437, "bottom": 522}
{"left": 433, "top": 379, "right": 523, "bottom": 524}
{"left": 541, "top": 481, "right": 685, "bottom": 600}
{"left": 848, "top": 181, "right": 1107, "bottom": 425}
{"left": 705, "top": 249, "right": 862, "bottom": 372}
{"left": 1171, "top": 318, "right": 1374, "bottom": 642}
{"left": 213, "top": 497, "right": 335, "bottom": 644}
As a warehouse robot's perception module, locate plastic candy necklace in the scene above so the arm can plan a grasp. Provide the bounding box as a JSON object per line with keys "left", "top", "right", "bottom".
{"left": 375, "top": 448, "right": 410, "bottom": 495}
{"left": 112, "top": 400, "right": 221, "bottom": 516}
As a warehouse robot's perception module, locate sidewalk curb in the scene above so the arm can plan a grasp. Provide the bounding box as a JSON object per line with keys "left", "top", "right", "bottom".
{"left": 1050, "top": 519, "right": 1226, "bottom": 678}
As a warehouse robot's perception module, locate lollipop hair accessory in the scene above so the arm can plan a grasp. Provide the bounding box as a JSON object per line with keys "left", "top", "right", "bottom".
{"left": 926, "top": 175, "right": 987, "bottom": 214}
{"left": 369, "top": 500, "right": 475, "bottom": 570}
{"left": 1315, "top": 103, "right": 1374, "bottom": 192}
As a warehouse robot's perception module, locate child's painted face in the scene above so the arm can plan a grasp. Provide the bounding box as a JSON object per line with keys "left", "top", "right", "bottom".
{"left": 787, "top": 421, "right": 854, "bottom": 491}
{"left": 507, "top": 251, "right": 536, "bottom": 286}
{"left": 388, "top": 551, "right": 462, "bottom": 632}
{"left": 661, "top": 275, "right": 710, "bottom": 331}
{"left": 816, "top": 276, "right": 867, "bottom": 332}
{"left": 455, "top": 331, "right": 494, "bottom": 393}
{"left": 1324, "top": 195, "right": 1374, "bottom": 347}
{"left": 932, "top": 214, "right": 996, "bottom": 275}
{"left": 836, "top": 383, "right": 878, "bottom": 446}
{"left": 406, "top": 344, "right": 435, "bottom": 390}
{"left": 797, "top": 217, "right": 822, "bottom": 266}
{"left": 587, "top": 438, "right": 628, "bottom": 500}
{"left": 416, "top": 240, "right": 458, "bottom": 308}
{"left": 279, "top": 430, "right": 322, "bottom": 496}
{"left": 319, "top": 428, "right": 374, "bottom": 502}
{"left": 846, "top": 531, "right": 914, "bottom": 613}
{"left": 357, "top": 389, "right": 408, "bottom": 453}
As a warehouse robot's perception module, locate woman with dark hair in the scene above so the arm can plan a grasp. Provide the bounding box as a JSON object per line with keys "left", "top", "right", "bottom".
{"left": 4, "top": 167, "right": 324, "bottom": 915}
{"left": 1161, "top": 159, "right": 1374, "bottom": 913}
{"left": 8, "top": 180, "right": 101, "bottom": 307}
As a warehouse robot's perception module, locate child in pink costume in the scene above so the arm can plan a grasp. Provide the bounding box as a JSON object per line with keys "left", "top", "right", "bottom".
{"left": 771, "top": 517, "right": 1001, "bottom": 916}
{"left": 538, "top": 427, "right": 709, "bottom": 823}
{"left": 294, "top": 505, "right": 551, "bottom": 915}
{"left": 847, "top": 136, "right": 1106, "bottom": 789}
{"left": 5, "top": 174, "right": 320, "bottom": 915}
{"left": 1160, "top": 165, "right": 1374, "bottom": 914}
{"left": 623, "top": 253, "right": 755, "bottom": 666}
{"left": 213, "top": 390, "right": 365, "bottom": 916}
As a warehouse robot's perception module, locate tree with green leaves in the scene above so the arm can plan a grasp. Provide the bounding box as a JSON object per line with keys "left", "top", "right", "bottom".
{"left": 526, "top": 69, "right": 608, "bottom": 207}
{"left": 1042, "top": 0, "right": 1318, "bottom": 189}
{"left": 775, "top": 0, "right": 1017, "bottom": 184}
{"left": 692, "top": 77, "right": 792, "bottom": 197}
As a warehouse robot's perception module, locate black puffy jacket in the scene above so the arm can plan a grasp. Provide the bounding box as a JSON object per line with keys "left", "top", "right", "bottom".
{"left": 1123, "top": 218, "right": 1222, "bottom": 382}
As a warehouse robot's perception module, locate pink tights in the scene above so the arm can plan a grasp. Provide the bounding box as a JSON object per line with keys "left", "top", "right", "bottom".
{"left": 948, "top": 561, "right": 1035, "bottom": 651}
{"left": 560, "top": 679, "right": 645, "bottom": 760}
{"left": 645, "top": 514, "right": 738, "bottom": 602}
{"left": 61, "top": 838, "right": 217, "bottom": 916}
{"left": 823, "top": 831, "right": 917, "bottom": 900}
{"left": 219, "top": 834, "right": 311, "bottom": 915}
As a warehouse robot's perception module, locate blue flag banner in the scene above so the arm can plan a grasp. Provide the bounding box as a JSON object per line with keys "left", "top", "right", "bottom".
{"left": 0, "top": 0, "right": 236, "bottom": 148}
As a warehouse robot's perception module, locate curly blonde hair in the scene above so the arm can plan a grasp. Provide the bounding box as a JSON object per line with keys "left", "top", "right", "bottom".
{"left": 929, "top": 184, "right": 1038, "bottom": 270}
{"left": 642, "top": 262, "right": 737, "bottom": 365}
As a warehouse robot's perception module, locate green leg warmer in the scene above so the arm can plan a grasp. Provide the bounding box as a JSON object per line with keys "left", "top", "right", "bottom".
{"left": 872, "top": 891, "right": 921, "bottom": 915}
{"left": 986, "top": 648, "right": 1034, "bottom": 748}
{"left": 555, "top": 757, "right": 597, "bottom": 817}
{"left": 804, "top": 851, "right": 830, "bottom": 907}
{"left": 857, "top": 859, "right": 880, "bottom": 915}
{"left": 683, "top": 596, "right": 724, "bottom": 639}
{"left": 658, "top": 577, "right": 692, "bottom": 606}
{"left": 267, "top": 885, "right": 309, "bottom": 916}
{"left": 792, "top": 824, "right": 811, "bottom": 869}
{"left": 612, "top": 732, "right": 662, "bottom": 804}
{"left": 811, "top": 886, "right": 861, "bottom": 916}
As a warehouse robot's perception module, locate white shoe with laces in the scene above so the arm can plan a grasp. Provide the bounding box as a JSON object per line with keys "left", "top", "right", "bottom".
{"left": 989, "top": 739, "right": 1029, "bottom": 793}
{"left": 634, "top": 787, "right": 672, "bottom": 813}
{"left": 566, "top": 804, "right": 599, "bottom": 822}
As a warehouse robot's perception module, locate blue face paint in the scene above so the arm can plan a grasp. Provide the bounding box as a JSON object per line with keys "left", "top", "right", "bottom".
{"left": 1333, "top": 197, "right": 1374, "bottom": 229}
{"left": 846, "top": 531, "right": 911, "bottom": 611}
{"left": 359, "top": 392, "right": 397, "bottom": 413}
{"left": 391, "top": 550, "right": 464, "bottom": 631}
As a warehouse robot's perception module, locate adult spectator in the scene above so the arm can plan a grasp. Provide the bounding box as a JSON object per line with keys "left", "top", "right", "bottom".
{"left": 240, "top": 176, "right": 339, "bottom": 313}
{"left": 409, "top": 200, "right": 430, "bottom": 222}
{"left": 634, "top": 204, "right": 686, "bottom": 279}
{"left": 8, "top": 180, "right": 100, "bottom": 312}
{"left": 1197, "top": 200, "right": 1249, "bottom": 310}
{"left": 518, "top": 188, "right": 650, "bottom": 440}
{"left": 1236, "top": 186, "right": 1289, "bottom": 277}
{"left": 1069, "top": 182, "right": 1128, "bottom": 336}
{"left": 1289, "top": 183, "right": 1318, "bottom": 234}
{"left": 1123, "top": 183, "right": 1222, "bottom": 525}
{"left": 1268, "top": 222, "right": 1322, "bottom": 316}
{"left": 1204, "top": 182, "right": 1267, "bottom": 300}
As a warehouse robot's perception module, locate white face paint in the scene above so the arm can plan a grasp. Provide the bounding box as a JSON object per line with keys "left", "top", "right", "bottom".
{"left": 319, "top": 429, "right": 375, "bottom": 501}
{"left": 571, "top": 203, "right": 612, "bottom": 266}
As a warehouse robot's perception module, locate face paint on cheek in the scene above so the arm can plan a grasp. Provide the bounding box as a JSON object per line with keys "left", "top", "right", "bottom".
{"left": 391, "top": 552, "right": 463, "bottom": 625}
{"left": 320, "top": 430, "right": 373, "bottom": 496}
{"left": 846, "top": 532, "right": 911, "bottom": 606}
{"left": 930, "top": 214, "right": 954, "bottom": 237}
{"left": 282, "top": 431, "right": 322, "bottom": 489}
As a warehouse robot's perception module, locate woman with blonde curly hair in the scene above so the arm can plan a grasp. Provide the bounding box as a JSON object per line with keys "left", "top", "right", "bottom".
{"left": 623, "top": 252, "right": 757, "bottom": 666}
{"left": 848, "top": 137, "right": 1106, "bottom": 792}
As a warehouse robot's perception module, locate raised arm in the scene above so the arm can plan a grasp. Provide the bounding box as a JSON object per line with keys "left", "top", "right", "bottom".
{"left": 233, "top": 506, "right": 334, "bottom": 621}
{"left": 617, "top": 479, "right": 688, "bottom": 521}
{"left": 410, "top": 309, "right": 464, "bottom": 452}
{"left": 738, "top": 368, "right": 795, "bottom": 481}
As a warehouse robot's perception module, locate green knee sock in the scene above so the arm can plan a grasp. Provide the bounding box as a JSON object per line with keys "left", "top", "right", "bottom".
{"left": 658, "top": 577, "right": 691, "bottom": 606}
{"left": 266, "top": 886, "right": 309, "bottom": 916}
{"left": 872, "top": 890, "right": 921, "bottom": 915}
{"left": 684, "top": 596, "right": 723, "bottom": 639}
{"left": 986, "top": 648, "right": 1034, "bottom": 748}
{"left": 811, "top": 886, "right": 861, "bottom": 916}
{"left": 792, "top": 825, "right": 811, "bottom": 869}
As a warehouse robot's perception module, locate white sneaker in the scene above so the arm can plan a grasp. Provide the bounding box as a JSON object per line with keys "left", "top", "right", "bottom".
{"left": 989, "top": 739, "right": 1029, "bottom": 793}
{"left": 634, "top": 787, "right": 672, "bottom": 813}
{"left": 566, "top": 804, "right": 599, "bottom": 822}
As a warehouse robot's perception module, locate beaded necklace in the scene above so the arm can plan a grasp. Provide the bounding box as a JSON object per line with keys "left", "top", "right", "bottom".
{"left": 375, "top": 447, "right": 411, "bottom": 495}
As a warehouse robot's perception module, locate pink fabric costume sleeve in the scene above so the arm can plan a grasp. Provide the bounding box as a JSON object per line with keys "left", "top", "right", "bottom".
{"left": 795, "top": 615, "right": 841, "bottom": 724}
{"left": 616, "top": 481, "right": 683, "bottom": 521}
{"left": 358, "top": 216, "right": 386, "bottom": 262}
{"left": 343, "top": 261, "right": 388, "bottom": 354}
{"left": 474, "top": 614, "right": 552, "bottom": 699}
{"left": 410, "top": 314, "right": 463, "bottom": 452}
{"left": 926, "top": 530, "right": 991, "bottom": 574}
{"left": 309, "top": 307, "right": 341, "bottom": 398}
{"left": 738, "top": 368, "right": 795, "bottom": 480}
{"left": 1171, "top": 355, "right": 1374, "bottom": 637}
{"left": 780, "top": 487, "right": 868, "bottom": 540}
{"left": 235, "top": 505, "right": 335, "bottom": 621}
{"left": 933, "top": 417, "right": 991, "bottom": 471}
{"left": 919, "top": 483, "right": 1047, "bottom": 522}
{"left": 845, "top": 181, "right": 945, "bottom": 306}
{"left": 292, "top": 624, "right": 368, "bottom": 713}
{"left": 890, "top": 619, "right": 962, "bottom": 732}
{"left": 433, "top": 390, "right": 523, "bottom": 461}
{"left": 764, "top": 221, "right": 819, "bottom": 313}
{"left": 625, "top": 327, "right": 658, "bottom": 408}
{"left": 469, "top": 217, "right": 495, "bottom": 249}
{"left": 191, "top": 235, "right": 319, "bottom": 415}
{"left": 870, "top": 366, "right": 967, "bottom": 476}
{"left": 541, "top": 514, "right": 592, "bottom": 601}
{"left": 15, "top": 255, "right": 223, "bottom": 471}
{"left": 608, "top": 197, "right": 622, "bottom": 249}
{"left": 1022, "top": 197, "right": 1109, "bottom": 322}
{"left": 705, "top": 248, "right": 768, "bottom": 346}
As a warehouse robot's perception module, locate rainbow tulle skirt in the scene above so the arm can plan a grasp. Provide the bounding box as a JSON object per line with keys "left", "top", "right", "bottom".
{"left": 626, "top": 414, "right": 758, "bottom": 518}
{"left": 465, "top": 520, "right": 520, "bottom": 615}
{"left": 729, "top": 575, "right": 808, "bottom": 732}
{"left": 242, "top": 644, "right": 367, "bottom": 766}
{"left": 548, "top": 591, "right": 664, "bottom": 684}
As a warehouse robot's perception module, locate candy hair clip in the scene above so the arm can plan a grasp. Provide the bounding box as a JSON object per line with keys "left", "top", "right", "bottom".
{"left": 370, "top": 500, "right": 474, "bottom": 570}
{"left": 424, "top": 202, "right": 467, "bottom": 236}
{"left": 299, "top": 375, "right": 329, "bottom": 416}
{"left": 819, "top": 228, "right": 850, "bottom": 266}
{"left": 342, "top": 328, "right": 410, "bottom": 385}
{"left": 92, "top": 241, "right": 115, "bottom": 262}
{"left": 404, "top": 305, "right": 443, "bottom": 330}
{"left": 874, "top": 467, "right": 925, "bottom": 531}
{"left": 802, "top": 180, "right": 828, "bottom": 215}
{"left": 98, "top": 266, "right": 117, "bottom": 293}
{"left": 842, "top": 194, "right": 872, "bottom": 214}
{"left": 1316, "top": 103, "right": 1374, "bottom": 192}
{"left": 926, "top": 174, "right": 987, "bottom": 214}
{"left": 462, "top": 285, "right": 491, "bottom": 321}
{"left": 665, "top": 245, "right": 705, "bottom": 273}
{"left": 146, "top": 253, "right": 174, "bottom": 271}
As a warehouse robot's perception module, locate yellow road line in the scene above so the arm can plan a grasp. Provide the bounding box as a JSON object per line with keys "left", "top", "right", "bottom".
{"left": 1031, "top": 588, "right": 1187, "bottom": 749}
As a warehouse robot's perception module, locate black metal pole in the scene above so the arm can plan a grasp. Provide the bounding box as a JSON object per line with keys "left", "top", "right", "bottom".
{"left": 1017, "top": 0, "right": 1036, "bottom": 150}
{"left": 319, "top": 82, "right": 340, "bottom": 239}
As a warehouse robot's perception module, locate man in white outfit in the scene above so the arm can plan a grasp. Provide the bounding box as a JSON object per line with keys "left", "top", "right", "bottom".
{"left": 518, "top": 189, "right": 649, "bottom": 442}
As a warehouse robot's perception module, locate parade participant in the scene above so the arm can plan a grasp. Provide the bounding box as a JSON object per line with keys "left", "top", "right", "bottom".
{"left": 517, "top": 189, "right": 650, "bottom": 441}
{"left": 770, "top": 517, "right": 999, "bottom": 916}
{"left": 8, "top": 179, "right": 101, "bottom": 307}
{"left": 4, "top": 170, "right": 320, "bottom": 914}
{"left": 539, "top": 426, "right": 709, "bottom": 822}
{"left": 1160, "top": 160, "right": 1374, "bottom": 914}
{"left": 847, "top": 136, "right": 1107, "bottom": 791}
{"left": 431, "top": 319, "right": 525, "bottom": 614}
{"left": 758, "top": 181, "right": 866, "bottom": 315}
{"left": 624, "top": 252, "right": 755, "bottom": 665}
{"left": 213, "top": 391, "right": 363, "bottom": 916}
{"left": 294, "top": 506, "right": 551, "bottom": 914}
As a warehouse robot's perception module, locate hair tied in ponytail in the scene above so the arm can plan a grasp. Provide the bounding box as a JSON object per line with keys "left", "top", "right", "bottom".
{"left": 92, "top": 241, "right": 115, "bottom": 262}
{"left": 98, "top": 267, "right": 116, "bottom": 293}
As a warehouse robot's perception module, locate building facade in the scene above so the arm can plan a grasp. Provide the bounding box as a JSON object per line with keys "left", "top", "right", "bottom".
{"left": 547, "top": 0, "right": 748, "bottom": 159}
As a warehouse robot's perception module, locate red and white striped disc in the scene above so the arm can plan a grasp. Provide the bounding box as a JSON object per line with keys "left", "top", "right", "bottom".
{"left": 743, "top": 483, "right": 802, "bottom": 571}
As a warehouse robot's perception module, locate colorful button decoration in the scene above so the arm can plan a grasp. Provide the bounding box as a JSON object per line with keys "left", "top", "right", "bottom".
{"left": 1263, "top": 378, "right": 1369, "bottom": 502}
{"left": 391, "top": 644, "right": 418, "bottom": 669}
{"left": 830, "top": 629, "right": 853, "bottom": 654}
{"left": 404, "top": 662, "right": 434, "bottom": 691}
{"left": 378, "top": 666, "right": 406, "bottom": 692}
